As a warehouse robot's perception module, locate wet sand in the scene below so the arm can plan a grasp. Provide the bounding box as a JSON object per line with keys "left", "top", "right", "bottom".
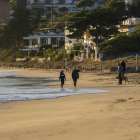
{"left": 0, "top": 68, "right": 140, "bottom": 140}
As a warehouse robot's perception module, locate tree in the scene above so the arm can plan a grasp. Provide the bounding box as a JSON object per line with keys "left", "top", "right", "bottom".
{"left": 10, "top": 0, "right": 27, "bottom": 9}
{"left": 72, "top": 42, "right": 84, "bottom": 50}
{"left": 76, "top": 0, "right": 95, "bottom": 10}
{"left": 31, "top": 11, "right": 41, "bottom": 32}
{"left": 0, "top": 7, "right": 40, "bottom": 56}
{"left": 1, "top": 7, "right": 42, "bottom": 51}
{"left": 66, "top": 0, "right": 127, "bottom": 45}
{"left": 10, "top": 0, "right": 18, "bottom": 9}
{"left": 57, "top": 6, "right": 69, "bottom": 15}
{"left": 98, "top": 25, "right": 140, "bottom": 56}
{"left": 17, "top": 0, "right": 27, "bottom": 8}
{"left": 127, "top": 0, "right": 140, "bottom": 17}
{"left": 52, "top": 0, "right": 93, "bottom": 29}
{"left": 8, "top": 8, "right": 32, "bottom": 48}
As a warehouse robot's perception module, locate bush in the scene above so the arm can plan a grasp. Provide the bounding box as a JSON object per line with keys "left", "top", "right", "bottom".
{"left": 61, "top": 49, "right": 67, "bottom": 58}
{"left": 67, "top": 51, "right": 74, "bottom": 60}
{"left": 4, "top": 54, "right": 15, "bottom": 62}
{"left": 29, "top": 50, "right": 36, "bottom": 57}
{"left": 16, "top": 51, "right": 23, "bottom": 58}
{"left": 54, "top": 54, "right": 63, "bottom": 61}
{"left": 0, "top": 49, "right": 9, "bottom": 61}
{"left": 38, "top": 44, "right": 52, "bottom": 51}
{"left": 45, "top": 48, "right": 52, "bottom": 58}
{"left": 24, "top": 56, "right": 31, "bottom": 62}
{"left": 54, "top": 50, "right": 58, "bottom": 54}
{"left": 72, "top": 42, "right": 84, "bottom": 50}
{"left": 74, "top": 50, "right": 80, "bottom": 55}
{"left": 36, "top": 51, "right": 43, "bottom": 57}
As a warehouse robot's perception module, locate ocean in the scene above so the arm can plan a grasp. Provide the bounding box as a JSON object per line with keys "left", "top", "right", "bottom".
{"left": 0, "top": 71, "right": 109, "bottom": 103}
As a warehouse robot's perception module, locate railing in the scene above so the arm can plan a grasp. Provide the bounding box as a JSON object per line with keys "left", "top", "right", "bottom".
{"left": 24, "top": 45, "right": 39, "bottom": 48}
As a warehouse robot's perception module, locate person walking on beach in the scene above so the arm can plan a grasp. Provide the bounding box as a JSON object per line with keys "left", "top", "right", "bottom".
{"left": 59, "top": 70, "right": 66, "bottom": 88}
{"left": 72, "top": 68, "right": 79, "bottom": 87}
{"left": 118, "top": 62, "right": 123, "bottom": 84}
{"left": 121, "top": 60, "right": 126, "bottom": 77}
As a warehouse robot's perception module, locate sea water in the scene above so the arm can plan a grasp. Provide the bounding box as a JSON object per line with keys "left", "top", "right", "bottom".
{"left": 0, "top": 71, "right": 109, "bottom": 102}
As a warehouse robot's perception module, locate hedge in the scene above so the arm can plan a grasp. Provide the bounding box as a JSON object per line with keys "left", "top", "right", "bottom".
{"left": 38, "top": 44, "right": 52, "bottom": 51}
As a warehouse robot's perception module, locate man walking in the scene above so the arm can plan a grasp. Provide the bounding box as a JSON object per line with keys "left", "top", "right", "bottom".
{"left": 72, "top": 68, "right": 79, "bottom": 87}
{"left": 59, "top": 70, "right": 66, "bottom": 88}
{"left": 118, "top": 62, "right": 123, "bottom": 84}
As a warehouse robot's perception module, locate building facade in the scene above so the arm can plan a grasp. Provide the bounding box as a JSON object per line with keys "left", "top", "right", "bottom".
{"left": 23, "top": 29, "right": 65, "bottom": 52}
{"left": 26, "top": 0, "right": 106, "bottom": 17}
{"left": 124, "top": 0, "right": 131, "bottom": 4}
{"left": 118, "top": 25, "right": 137, "bottom": 34}
{"left": 0, "top": 1, "right": 10, "bottom": 19}
{"left": 122, "top": 17, "right": 140, "bottom": 25}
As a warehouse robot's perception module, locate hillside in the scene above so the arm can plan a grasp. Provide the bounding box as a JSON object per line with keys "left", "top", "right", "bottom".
{"left": 0, "top": 55, "right": 140, "bottom": 73}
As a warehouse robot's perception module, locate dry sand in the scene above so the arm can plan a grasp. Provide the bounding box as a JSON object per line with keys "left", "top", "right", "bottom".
{"left": 0, "top": 68, "right": 140, "bottom": 140}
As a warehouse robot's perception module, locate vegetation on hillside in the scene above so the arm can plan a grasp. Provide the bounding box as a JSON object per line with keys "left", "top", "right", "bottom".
{"left": 99, "top": 25, "right": 140, "bottom": 56}
{"left": 0, "top": 0, "right": 140, "bottom": 63}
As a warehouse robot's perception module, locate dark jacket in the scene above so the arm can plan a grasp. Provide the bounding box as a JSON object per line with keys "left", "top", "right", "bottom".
{"left": 72, "top": 70, "right": 79, "bottom": 79}
{"left": 121, "top": 61, "right": 126, "bottom": 71}
{"left": 59, "top": 72, "right": 66, "bottom": 80}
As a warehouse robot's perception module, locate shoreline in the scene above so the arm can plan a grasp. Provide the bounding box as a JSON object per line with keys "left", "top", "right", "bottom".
{"left": 0, "top": 68, "right": 140, "bottom": 140}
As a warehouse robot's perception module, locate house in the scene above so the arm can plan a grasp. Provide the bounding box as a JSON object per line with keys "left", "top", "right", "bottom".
{"left": 124, "top": 0, "right": 131, "bottom": 4}
{"left": 0, "top": 1, "right": 10, "bottom": 20}
{"left": 122, "top": 17, "right": 140, "bottom": 25}
{"left": 22, "top": 29, "right": 65, "bottom": 53}
{"left": 26, "top": 0, "right": 106, "bottom": 17}
{"left": 118, "top": 25, "right": 137, "bottom": 34}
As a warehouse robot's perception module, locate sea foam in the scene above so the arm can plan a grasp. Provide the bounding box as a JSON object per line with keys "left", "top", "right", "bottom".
{"left": 0, "top": 88, "right": 109, "bottom": 102}
{"left": 0, "top": 71, "right": 109, "bottom": 102}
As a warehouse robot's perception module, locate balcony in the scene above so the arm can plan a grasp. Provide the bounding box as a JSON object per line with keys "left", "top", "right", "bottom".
{"left": 24, "top": 45, "right": 39, "bottom": 49}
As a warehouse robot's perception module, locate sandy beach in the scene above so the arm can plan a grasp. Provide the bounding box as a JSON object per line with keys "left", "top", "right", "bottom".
{"left": 0, "top": 68, "right": 140, "bottom": 140}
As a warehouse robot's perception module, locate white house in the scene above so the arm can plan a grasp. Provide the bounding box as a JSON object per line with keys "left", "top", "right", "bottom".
{"left": 118, "top": 25, "right": 137, "bottom": 34}
{"left": 122, "top": 17, "right": 140, "bottom": 25}
{"left": 23, "top": 29, "right": 65, "bottom": 52}
{"left": 124, "top": 0, "right": 131, "bottom": 4}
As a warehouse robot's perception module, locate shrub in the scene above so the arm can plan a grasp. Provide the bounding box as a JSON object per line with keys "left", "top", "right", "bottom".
{"left": 72, "top": 42, "right": 84, "bottom": 50}
{"left": 24, "top": 56, "right": 31, "bottom": 62}
{"left": 38, "top": 44, "right": 52, "bottom": 51}
{"left": 54, "top": 50, "right": 58, "bottom": 54}
{"left": 16, "top": 51, "right": 23, "bottom": 58}
{"left": 29, "top": 50, "right": 36, "bottom": 57}
{"left": 36, "top": 51, "right": 43, "bottom": 57}
{"left": 0, "top": 49, "right": 8, "bottom": 61}
{"left": 67, "top": 51, "right": 74, "bottom": 60}
{"left": 54, "top": 54, "right": 63, "bottom": 61}
{"left": 4, "top": 54, "right": 15, "bottom": 62}
{"left": 74, "top": 50, "right": 80, "bottom": 55}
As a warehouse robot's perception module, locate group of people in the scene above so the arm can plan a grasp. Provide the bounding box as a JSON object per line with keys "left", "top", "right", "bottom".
{"left": 118, "top": 60, "right": 126, "bottom": 84}
{"left": 59, "top": 68, "right": 79, "bottom": 88}
{"left": 59, "top": 60, "right": 126, "bottom": 88}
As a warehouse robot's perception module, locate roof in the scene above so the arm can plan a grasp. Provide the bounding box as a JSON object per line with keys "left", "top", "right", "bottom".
{"left": 118, "top": 25, "right": 137, "bottom": 29}
{"left": 31, "top": 0, "right": 80, "bottom": 5}
{"left": 23, "top": 31, "right": 65, "bottom": 39}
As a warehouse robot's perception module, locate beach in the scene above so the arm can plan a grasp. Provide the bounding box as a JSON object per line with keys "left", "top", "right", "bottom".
{"left": 0, "top": 68, "right": 140, "bottom": 140}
